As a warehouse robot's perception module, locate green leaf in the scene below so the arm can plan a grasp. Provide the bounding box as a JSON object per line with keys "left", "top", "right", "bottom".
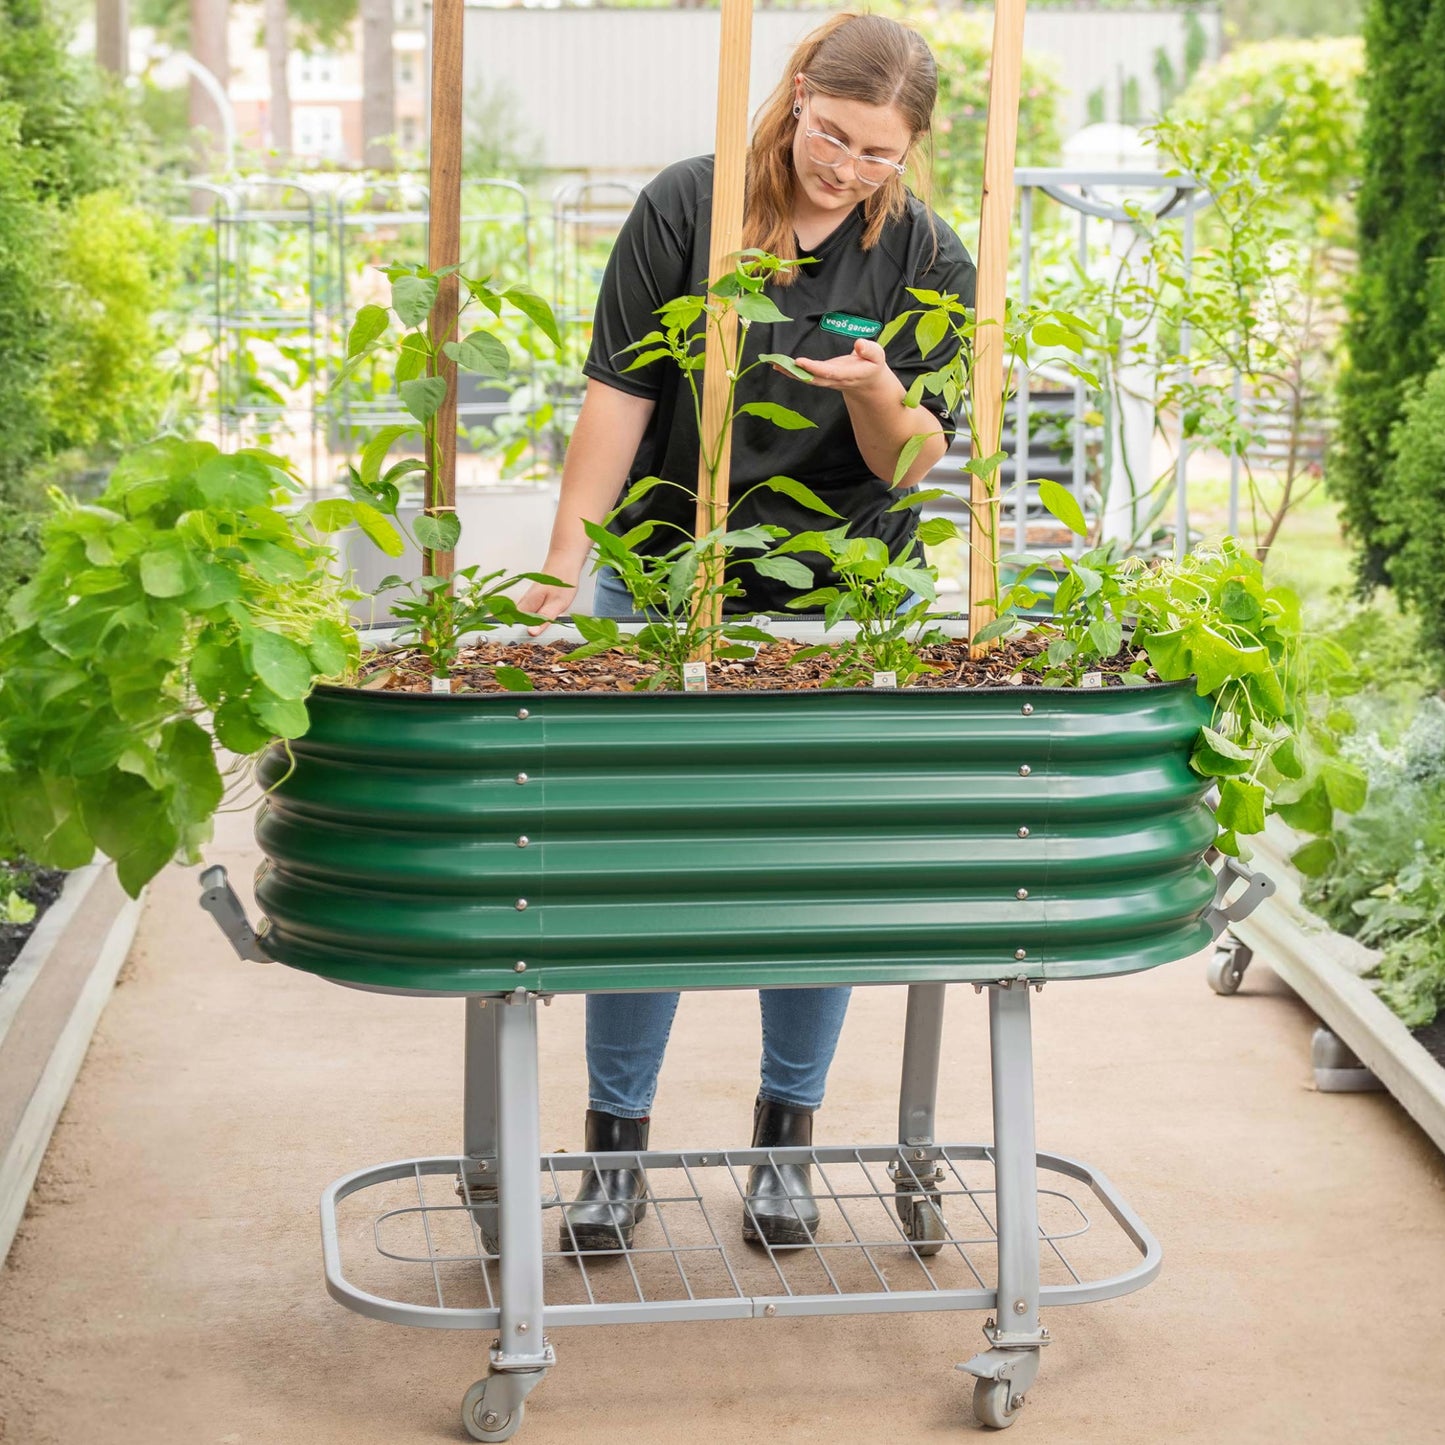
{"left": 916, "top": 309, "right": 949, "bottom": 359}
{"left": 735, "top": 292, "right": 789, "bottom": 325}
{"left": 249, "top": 688, "right": 310, "bottom": 740}
{"left": 1322, "top": 760, "right": 1367, "bottom": 814}
{"left": 352, "top": 502, "right": 405, "bottom": 557}
{"left": 1290, "top": 837, "right": 1337, "bottom": 878}
{"left": 916, "top": 516, "right": 958, "bottom": 547}
{"left": 247, "top": 629, "right": 315, "bottom": 701}
{"left": 738, "top": 401, "right": 816, "bottom": 431}
{"left": 195, "top": 453, "right": 274, "bottom": 509}
{"left": 360, "top": 425, "right": 419, "bottom": 488}
{"left": 502, "top": 283, "right": 562, "bottom": 347}
{"left": 393, "top": 334, "right": 429, "bottom": 384}
{"left": 757, "top": 352, "right": 813, "bottom": 382}
{"left": 493, "top": 665, "right": 535, "bottom": 692}
{"left": 892, "top": 433, "right": 929, "bottom": 486}
{"left": 308, "top": 618, "right": 353, "bottom": 677}
{"left": 752, "top": 476, "right": 843, "bottom": 518}
{"left": 1216, "top": 778, "right": 1266, "bottom": 836}
{"left": 347, "top": 303, "right": 389, "bottom": 357}
{"left": 885, "top": 563, "right": 936, "bottom": 600}
{"left": 391, "top": 273, "right": 438, "bottom": 329}
{"left": 1274, "top": 779, "right": 1332, "bottom": 834}
{"left": 400, "top": 375, "right": 447, "bottom": 423}
{"left": 413, "top": 512, "right": 462, "bottom": 552}
{"left": 1087, "top": 615, "right": 1123, "bottom": 657}
{"left": 973, "top": 616, "right": 1017, "bottom": 645}
{"left": 162, "top": 718, "right": 225, "bottom": 825}
{"left": 1037, "top": 478, "right": 1087, "bottom": 537}
{"left": 444, "top": 330, "right": 511, "bottom": 378}
{"left": 139, "top": 545, "right": 193, "bottom": 599}
{"left": 750, "top": 554, "right": 814, "bottom": 588}
{"left": 213, "top": 700, "right": 275, "bottom": 755}
{"left": 1030, "top": 321, "right": 1084, "bottom": 354}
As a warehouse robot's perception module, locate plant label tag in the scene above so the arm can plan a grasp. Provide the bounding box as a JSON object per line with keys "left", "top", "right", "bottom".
{"left": 431, "top": 675, "right": 453, "bottom": 694}
{"left": 683, "top": 661, "right": 709, "bottom": 692}
{"left": 1081, "top": 672, "right": 1104, "bottom": 689}
{"left": 872, "top": 670, "right": 898, "bottom": 689}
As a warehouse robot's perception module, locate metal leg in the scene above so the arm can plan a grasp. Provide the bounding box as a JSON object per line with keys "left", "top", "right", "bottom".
{"left": 461, "top": 990, "right": 553, "bottom": 1442}
{"left": 959, "top": 981, "right": 1046, "bottom": 1427}
{"left": 460, "top": 999, "right": 501, "bottom": 1253}
{"left": 893, "top": 984, "right": 948, "bottom": 1254}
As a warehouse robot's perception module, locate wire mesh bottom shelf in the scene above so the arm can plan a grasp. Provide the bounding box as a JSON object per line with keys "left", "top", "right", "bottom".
{"left": 322, "top": 1145, "right": 1160, "bottom": 1331}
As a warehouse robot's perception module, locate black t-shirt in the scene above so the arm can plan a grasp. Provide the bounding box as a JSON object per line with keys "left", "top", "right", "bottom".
{"left": 583, "top": 154, "right": 977, "bottom": 612}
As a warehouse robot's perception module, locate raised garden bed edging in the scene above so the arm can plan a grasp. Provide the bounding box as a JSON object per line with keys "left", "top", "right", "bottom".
{"left": 1229, "top": 818, "right": 1445, "bottom": 1155}
{"left": 0, "top": 862, "right": 146, "bottom": 1264}
{"left": 251, "top": 677, "right": 1218, "bottom": 995}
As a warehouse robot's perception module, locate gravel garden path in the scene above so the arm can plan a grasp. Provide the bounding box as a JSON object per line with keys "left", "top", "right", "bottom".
{"left": 3, "top": 803, "right": 1444, "bottom": 1445}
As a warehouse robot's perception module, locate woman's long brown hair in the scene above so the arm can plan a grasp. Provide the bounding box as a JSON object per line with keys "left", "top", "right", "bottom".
{"left": 743, "top": 12, "right": 938, "bottom": 285}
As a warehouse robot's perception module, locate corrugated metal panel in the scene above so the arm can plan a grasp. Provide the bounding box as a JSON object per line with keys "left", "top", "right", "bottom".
{"left": 253, "top": 682, "right": 1216, "bottom": 993}
{"left": 457, "top": 7, "right": 1222, "bottom": 174}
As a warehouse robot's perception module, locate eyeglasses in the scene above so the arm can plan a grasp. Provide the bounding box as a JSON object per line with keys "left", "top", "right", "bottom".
{"left": 798, "top": 94, "right": 907, "bottom": 189}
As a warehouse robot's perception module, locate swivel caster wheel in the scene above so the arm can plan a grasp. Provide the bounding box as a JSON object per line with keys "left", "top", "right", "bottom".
{"left": 463, "top": 1379, "right": 525, "bottom": 1442}
{"left": 972, "top": 1376, "right": 1024, "bottom": 1430}
{"left": 898, "top": 1194, "right": 948, "bottom": 1257}
{"left": 1206, "top": 941, "right": 1251, "bottom": 995}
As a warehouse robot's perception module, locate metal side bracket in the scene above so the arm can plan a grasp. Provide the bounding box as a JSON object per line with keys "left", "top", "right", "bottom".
{"left": 198, "top": 866, "right": 271, "bottom": 962}
{"left": 1204, "top": 854, "right": 1276, "bottom": 941}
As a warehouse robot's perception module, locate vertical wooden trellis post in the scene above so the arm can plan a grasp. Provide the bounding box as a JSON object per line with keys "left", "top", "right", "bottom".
{"left": 424, "top": 0, "right": 464, "bottom": 580}
{"left": 692, "top": 0, "right": 754, "bottom": 653}
{"left": 969, "top": 0, "right": 1028, "bottom": 656}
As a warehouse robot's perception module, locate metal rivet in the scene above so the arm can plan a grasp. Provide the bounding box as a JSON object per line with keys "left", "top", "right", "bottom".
{"left": 515, "top": 899, "right": 528, "bottom": 911}
{"left": 514, "top": 961, "right": 527, "bottom": 973}
{"left": 1017, "top": 825, "right": 1030, "bottom": 838}
{"left": 1013, "top": 1300, "right": 1028, "bottom": 1315}
{"left": 516, "top": 1321, "right": 529, "bottom": 1334}
{"left": 1019, "top": 764, "right": 1032, "bottom": 777}
{"left": 516, "top": 835, "right": 530, "bottom": 848}
{"left": 699, "top": 1155, "right": 710, "bottom": 1165}
{"left": 764, "top": 1304, "right": 778, "bottom": 1317}
{"left": 1016, "top": 888, "right": 1029, "bottom": 900}
{"left": 516, "top": 708, "right": 530, "bottom": 720}
{"left": 1021, "top": 703, "right": 1034, "bottom": 716}
{"left": 516, "top": 772, "right": 528, "bottom": 785}
{"left": 1015, "top": 948, "right": 1028, "bottom": 961}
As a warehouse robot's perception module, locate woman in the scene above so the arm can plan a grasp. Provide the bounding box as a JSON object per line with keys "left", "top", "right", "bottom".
{"left": 519, "top": 11, "right": 977, "bottom": 1252}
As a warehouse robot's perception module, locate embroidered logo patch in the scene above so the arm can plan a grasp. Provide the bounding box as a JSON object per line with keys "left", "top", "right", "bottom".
{"left": 819, "top": 311, "right": 883, "bottom": 340}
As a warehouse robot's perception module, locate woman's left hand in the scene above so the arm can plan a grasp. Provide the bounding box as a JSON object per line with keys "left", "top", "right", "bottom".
{"left": 780, "top": 339, "right": 895, "bottom": 394}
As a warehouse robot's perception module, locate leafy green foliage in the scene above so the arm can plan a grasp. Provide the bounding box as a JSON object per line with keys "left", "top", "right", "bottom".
{"left": 0, "top": 441, "right": 368, "bottom": 896}
{"left": 1332, "top": 0, "right": 1445, "bottom": 590}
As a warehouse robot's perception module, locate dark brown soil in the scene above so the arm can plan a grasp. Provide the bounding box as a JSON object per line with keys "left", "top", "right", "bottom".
{"left": 0, "top": 865, "right": 66, "bottom": 988}
{"left": 360, "top": 634, "right": 1152, "bottom": 694}
{"left": 1412, "top": 1018, "right": 1445, "bottom": 1070}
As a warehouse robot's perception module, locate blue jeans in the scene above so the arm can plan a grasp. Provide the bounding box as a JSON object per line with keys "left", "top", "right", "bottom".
{"left": 583, "top": 563, "right": 852, "bottom": 1118}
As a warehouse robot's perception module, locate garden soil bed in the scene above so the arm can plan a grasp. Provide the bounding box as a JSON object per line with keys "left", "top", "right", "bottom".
{"left": 0, "top": 867, "right": 66, "bottom": 990}
{"left": 1412, "top": 1019, "right": 1445, "bottom": 1070}
{"left": 362, "top": 634, "right": 1150, "bottom": 693}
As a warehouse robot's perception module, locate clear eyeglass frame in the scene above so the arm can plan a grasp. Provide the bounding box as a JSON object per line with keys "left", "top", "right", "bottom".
{"left": 798, "top": 95, "right": 907, "bottom": 189}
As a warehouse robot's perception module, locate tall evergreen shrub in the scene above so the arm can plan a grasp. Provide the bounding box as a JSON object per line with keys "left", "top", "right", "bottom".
{"left": 1332, "top": 0, "right": 1445, "bottom": 589}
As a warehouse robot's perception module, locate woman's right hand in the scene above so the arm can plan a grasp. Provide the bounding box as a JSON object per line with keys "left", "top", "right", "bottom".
{"left": 518, "top": 575, "right": 578, "bottom": 636}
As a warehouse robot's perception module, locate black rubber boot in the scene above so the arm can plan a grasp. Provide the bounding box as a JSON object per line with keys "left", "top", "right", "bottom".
{"left": 559, "top": 1110, "right": 649, "bottom": 1253}
{"left": 743, "top": 1096, "right": 820, "bottom": 1248}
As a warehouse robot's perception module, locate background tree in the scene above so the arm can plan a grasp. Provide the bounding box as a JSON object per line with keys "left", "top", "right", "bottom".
{"left": 188, "top": 0, "right": 228, "bottom": 169}
{"left": 360, "top": 0, "right": 393, "bottom": 169}
{"left": 263, "top": 0, "right": 290, "bottom": 160}
{"left": 1332, "top": 0, "right": 1445, "bottom": 589}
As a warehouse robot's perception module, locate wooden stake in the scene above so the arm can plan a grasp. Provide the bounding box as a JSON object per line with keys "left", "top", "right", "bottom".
{"left": 969, "top": 0, "right": 1027, "bottom": 656}
{"left": 692, "top": 0, "right": 753, "bottom": 649}
{"left": 424, "top": 0, "right": 463, "bottom": 579}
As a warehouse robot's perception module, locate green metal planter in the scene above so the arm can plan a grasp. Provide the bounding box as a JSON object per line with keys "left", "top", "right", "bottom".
{"left": 249, "top": 680, "right": 1217, "bottom": 995}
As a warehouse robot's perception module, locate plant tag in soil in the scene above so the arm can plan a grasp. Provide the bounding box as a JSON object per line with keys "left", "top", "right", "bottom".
{"left": 431, "top": 675, "right": 453, "bottom": 694}
{"left": 682, "top": 661, "right": 708, "bottom": 692}
{"left": 1081, "top": 672, "right": 1103, "bottom": 689}
{"left": 872, "top": 670, "right": 898, "bottom": 689}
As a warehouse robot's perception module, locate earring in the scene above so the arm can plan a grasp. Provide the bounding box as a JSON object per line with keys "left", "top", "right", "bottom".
{"left": 792, "top": 103, "right": 802, "bottom": 117}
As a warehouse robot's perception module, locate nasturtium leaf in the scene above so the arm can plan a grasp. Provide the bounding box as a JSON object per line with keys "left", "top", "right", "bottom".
{"left": 191, "top": 642, "right": 244, "bottom": 707}
{"left": 213, "top": 701, "right": 274, "bottom": 755}
{"left": 1274, "top": 778, "right": 1333, "bottom": 834}
{"left": 347, "top": 304, "right": 389, "bottom": 357}
{"left": 249, "top": 687, "right": 311, "bottom": 739}
{"left": 78, "top": 771, "right": 178, "bottom": 897}
{"left": 390, "top": 273, "right": 438, "bottom": 329}
{"left": 247, "top": 629, "right": 315, "bottom": 701}
{"left": 1322, "top": 759, "right": 1368, "bottom": 814}
{"left": 1290, "top": 837, "right": 1337, "bottom": 877}
{"left": 1037, "top": 478, "right": 1087, "bottom": 537}
{"left": 757, "top": 353, "right": 813, "bottom": 382}
{"left": 1270, "top": 735, "right": 1304, "bottom": 780}
{"left": 308, "top": 498, "right": 356, "bottom": 533}
{"left": 493, "top": 665, "right": 534, "bottom": 692}
{"left": 139, "top": 545, "right": 193, "bottom": 599}
{"left": 1220, "top": 576, "right": 1263, "bottom": 625}
{"left": 240, "top": 539, "right": 309, "bottom": 583}
{"left": 444, "top": 330, "right": 510, "bottom": 378}
{"left": 738, "top": 401, "right": 816, "bottom": 430}
{"left": 1215, "top": 778, "right": 1266, "bottom": 835}
{"left": 162, "top": 718, "right": 225, "bottom": 823}
{"left": 413, "top": 512, "right": 462, "bottom": 553}
{"left": 400, "top": 375, "right": 447, "bottom": 423}
{"left": 307, "top": 618, "right": 353, "bottom": 677}
{"left": 185, "top": 562, "right": 242, "bottom": 609}
{"left": 195, "top": 453, "right": 274, "bottom": 509}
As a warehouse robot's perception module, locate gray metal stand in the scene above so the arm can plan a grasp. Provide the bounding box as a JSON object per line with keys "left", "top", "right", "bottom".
{"left": 318, "top": 980, "right": 1164, "bottom": 1437}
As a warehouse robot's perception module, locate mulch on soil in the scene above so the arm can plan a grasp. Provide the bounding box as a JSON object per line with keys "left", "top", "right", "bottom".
{"left": 1412, "top": 1018, "right": 1445, "bottom": 1070}
{"left": 0, "top": 867, "right": 66, "bottom": 988}
{"left": 360, "top": 635, "right": 1152, "bottom": 694}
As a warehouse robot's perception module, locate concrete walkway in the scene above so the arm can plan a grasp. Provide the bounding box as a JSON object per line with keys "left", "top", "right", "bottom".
{"left": 3, "top": 805, "right": 1445, "bottom": 1445}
